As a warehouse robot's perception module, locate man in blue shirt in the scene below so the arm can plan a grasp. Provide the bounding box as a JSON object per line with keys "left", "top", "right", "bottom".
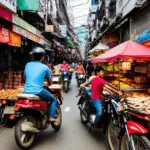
{"left": 24, "top": 47, "right": 57, "bottom": 122}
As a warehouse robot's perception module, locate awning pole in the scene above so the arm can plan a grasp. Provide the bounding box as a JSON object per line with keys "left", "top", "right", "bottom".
{"left": 118, "top": 58, "right": 120, "bottom": 90}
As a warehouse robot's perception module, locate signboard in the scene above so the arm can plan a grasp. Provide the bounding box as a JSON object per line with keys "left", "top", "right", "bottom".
{"left": 17, "top": 0, "right": 39, "bottom": 11}
{"left": 0, "top": 0, "right": 16, "bottom": 13}
{"left": 13, "top": 15, "right": 41, "bottom": 36}
{"left": 45, "top": 25, "right": 53, "bottom": 32}
{"left": 12, "top": 25, "right": 40, "bottom": 43}
{"left": 8, "top": 31, "right": 21, "bottom": 47}
{"left": 0, "top": 25, "right": 9, "bottom": 43}
{"left": 0, "top": 6, "right": 12, "bottom": 22}
{"left": 59, "top": 25, "right": 66, "bottom": 37}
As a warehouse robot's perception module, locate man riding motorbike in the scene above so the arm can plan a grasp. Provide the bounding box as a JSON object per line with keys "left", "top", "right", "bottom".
{"left": 75, "top": 61, "right": 85, "bottom": 74}
{"left": 61, "top": 61, "right": 71, "bottom": 80}
{"left": 23, "top": 47, "right": 57, "bottom": 122}
{"left": 81, "top": 67, "right": 122, "bottom": 123}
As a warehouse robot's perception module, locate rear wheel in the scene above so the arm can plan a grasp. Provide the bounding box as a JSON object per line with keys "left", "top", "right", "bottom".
{"left": 107, "top": 119, "right": 120, "bottom": 150}
{"left": 51, "top": 104, "right": 62, "bottom": 131}
{"left": 120, "top": 134, "right": 150, "bottom": 150}
{"left": 80, "top": 100, "right": 88, "bottom": 124}
{"left": 15, "top": 116, "right": 36, "bottom": 149}
{"left": 64, "top": 81, "right": 68, "bottom": 93}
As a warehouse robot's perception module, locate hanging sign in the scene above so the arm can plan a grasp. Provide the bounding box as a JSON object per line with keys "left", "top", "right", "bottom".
{"left": 0, "top": 25, "right": 9, "bottom": 43}
{"left": 0, "top": 0, "right": 17, "bottom": 13}
{"left": 122, "top": 62, "right": 131, "bottom": 70}
{"left": 17, "top": 0, "right": 39, "bottom": 11}
{"left": 45, "top": 25, "right": 53, "bottom": 32}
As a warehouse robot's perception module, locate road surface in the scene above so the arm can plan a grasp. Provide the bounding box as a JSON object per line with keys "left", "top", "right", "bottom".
{"left": 0, "top": 76, "right": 108, "bottom": 150}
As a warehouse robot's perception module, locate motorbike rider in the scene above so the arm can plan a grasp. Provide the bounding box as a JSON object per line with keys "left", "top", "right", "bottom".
{"left": 81, "top": 67, "right": 122, "bottom": 123}
{"left": 75, "top": 61, "right": 85, "bottom": 74}
{"left": 61, "top": 61, "right": 71, "bottom": 80}
{"left": 23, "top": 47, "right": 57, "bottom": 122}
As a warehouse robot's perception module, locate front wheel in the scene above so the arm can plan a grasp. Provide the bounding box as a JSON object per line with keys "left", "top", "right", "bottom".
{"left": 120, "top": 134, "right": 150, "bottom": 150}
{"left": 107, "top": 119, "right": 120, "bottom": 150}
{"left": 64, "top": 81, "right": 68, "bottom": 93}
{"left": 51, "top": 104, "right": 62, "bottom": 131}
{"left": 15, "top": 116, "right": 36, "bottom": 149}
{"left": 80, "top": 100, "right": 88, "bottom": 124}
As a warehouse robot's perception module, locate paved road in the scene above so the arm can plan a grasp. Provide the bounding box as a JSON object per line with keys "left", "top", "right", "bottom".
{"left": 0, "top": 77, "right": 108, "bottom": 150}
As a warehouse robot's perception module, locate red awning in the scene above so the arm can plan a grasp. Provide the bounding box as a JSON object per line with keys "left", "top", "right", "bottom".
{"left": 91, "top": 40, "right": 150, "bottom": 63}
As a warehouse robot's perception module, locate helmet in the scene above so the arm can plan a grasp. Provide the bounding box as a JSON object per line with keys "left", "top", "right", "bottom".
{"left": 30, "top": 47, "right": 45, "bottom": 55}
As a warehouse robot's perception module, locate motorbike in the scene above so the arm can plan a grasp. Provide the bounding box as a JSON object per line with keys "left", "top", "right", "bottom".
{"left": 0, "top": 99, "right": 16, "bottom": 126}
{"left": 52, "top": 75, "right": 61, "bottom": 84}
{"left": 106, "top": 95, "right": 150, "bottom": 150}
{"left": 62, "top": 71, "right": 71, "bottom": 93}
{"left": 76, "top": 73, "right": 86, "bottom": 87}
{"left": 13, "top": 86, "right": 62, "bottom": 149}
{"left": 77, "top": 87, "right": 111, "bottom": 133}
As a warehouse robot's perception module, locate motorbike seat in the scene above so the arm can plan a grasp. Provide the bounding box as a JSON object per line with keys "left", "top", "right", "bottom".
{"left": 17, "top": 94, "right": 41, "bottom": 100}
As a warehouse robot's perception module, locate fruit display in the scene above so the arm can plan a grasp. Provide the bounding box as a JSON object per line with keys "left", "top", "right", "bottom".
{"left": 0, "top": 90, "right": 22, "bottom": 99}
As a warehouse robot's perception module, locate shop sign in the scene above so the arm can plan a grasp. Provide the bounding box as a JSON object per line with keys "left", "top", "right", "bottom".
{"left": 0, "top": 0, "right": 16, "bottom": 13}
{"left": 13, "top": 15, "right": 41, "bottom": 36}
{"left": 45, "top": 25, "right": 53, "bottom": 32}
{"left": 0, "top": 25, "right": 9, "bottom": 43}
{"left": 122, "top": 62, "right": 131, "bottom": 70}
{"left": 101, "top": 33, "right": 118, "bottom": 48}
{"left": 8, "top": 31, "right": 21, "bottom": 47}
{"left": 12, "top": 25, "right": 40, "bottom": 43}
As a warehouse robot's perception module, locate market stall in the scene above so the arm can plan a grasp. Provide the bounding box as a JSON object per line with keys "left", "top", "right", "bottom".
{"left": 88, "top": 43, "right": 109, "bottom": 57}
{"left": 91, "top": 40, "right": 150, "bottom": 115}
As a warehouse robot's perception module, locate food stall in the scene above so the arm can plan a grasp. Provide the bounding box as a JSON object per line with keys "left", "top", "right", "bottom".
{"left": 91, "top": 40, "right": 150, "bottom": 115}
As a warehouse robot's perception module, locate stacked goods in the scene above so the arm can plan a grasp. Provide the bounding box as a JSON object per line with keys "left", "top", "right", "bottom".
{"left": 125, "top": 93, "right": 150, "bottom": 114}
{"left": 111, "top": 80, "right": 131, "bottom": 88}
{"left": 0, "top": 72, "right": 23, "bottom": 90}
{"left": 134, "top": 67, "right": 147, "bottom": 73}
{"left": 0, "top": 90, "right": 22, "bottom": 99}
{"left": 134, "top": 76, "right": 147, "bottom": 84}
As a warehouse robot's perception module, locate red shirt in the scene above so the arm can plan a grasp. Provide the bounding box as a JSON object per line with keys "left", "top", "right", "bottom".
{"left": 61, "top": 64, "right": 69, "bottom": 72}
{"left": 91, "top": 77, "right": 107, "bottom": 100}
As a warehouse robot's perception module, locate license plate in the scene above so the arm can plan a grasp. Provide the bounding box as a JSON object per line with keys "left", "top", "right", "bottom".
{"left": 53, "top": 77, "right": 59, "bottom": 82}
{"left": 4, "top": 106, "right": 14, "bottom": 114}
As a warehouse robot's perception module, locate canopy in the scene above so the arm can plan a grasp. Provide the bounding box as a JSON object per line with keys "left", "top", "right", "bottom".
{"left": 91, "top": 40, "right": 150, "bottom": 63}
{"left": 88, "top": 43, "right": 109, "bottom": 54}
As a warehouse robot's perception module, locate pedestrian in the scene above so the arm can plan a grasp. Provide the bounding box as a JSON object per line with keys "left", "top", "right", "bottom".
{"left": 86, "top": 62, "right": 94, "bottom": 77}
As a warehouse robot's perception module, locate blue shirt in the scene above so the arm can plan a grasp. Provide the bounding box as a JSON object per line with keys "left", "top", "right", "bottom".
{"left": 23, "top": 61, "right": 51, "bottom": 94}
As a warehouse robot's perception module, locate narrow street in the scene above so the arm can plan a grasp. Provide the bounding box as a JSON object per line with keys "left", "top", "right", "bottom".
{"left": 0, "top": 76, "right": 108, "bottom": 150}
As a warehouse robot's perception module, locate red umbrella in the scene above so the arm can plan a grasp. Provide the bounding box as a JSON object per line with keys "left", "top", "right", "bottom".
{"left": 91, "top": 40, "right": 150, "bottom": 63}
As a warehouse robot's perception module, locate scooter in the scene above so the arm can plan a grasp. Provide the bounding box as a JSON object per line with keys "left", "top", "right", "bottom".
{"left": 0, "top": 99, "right": 16, "bottom": 126}
{"left": 76, "top": 73, "right": 86, "bottom": 87}
{"left": 62, "top": 71, "right": 71, "bottom": 93}
{"left": 52, "top": 75, "right": 61, "bottom": 84}
{"left": 13, "top": 86, "right": 62, "bottom": 149}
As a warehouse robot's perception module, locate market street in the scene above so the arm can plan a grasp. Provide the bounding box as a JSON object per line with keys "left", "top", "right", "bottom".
{"left": 0, "top": 76, "right": 108, "bottom": 150}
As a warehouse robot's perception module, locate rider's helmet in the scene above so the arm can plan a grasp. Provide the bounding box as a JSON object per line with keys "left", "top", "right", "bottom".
{"left": 30, "top": 47, "right": 45, "bottom": 55}
{"left": 30, "top": 47, "right": 45, "bottom": 61}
